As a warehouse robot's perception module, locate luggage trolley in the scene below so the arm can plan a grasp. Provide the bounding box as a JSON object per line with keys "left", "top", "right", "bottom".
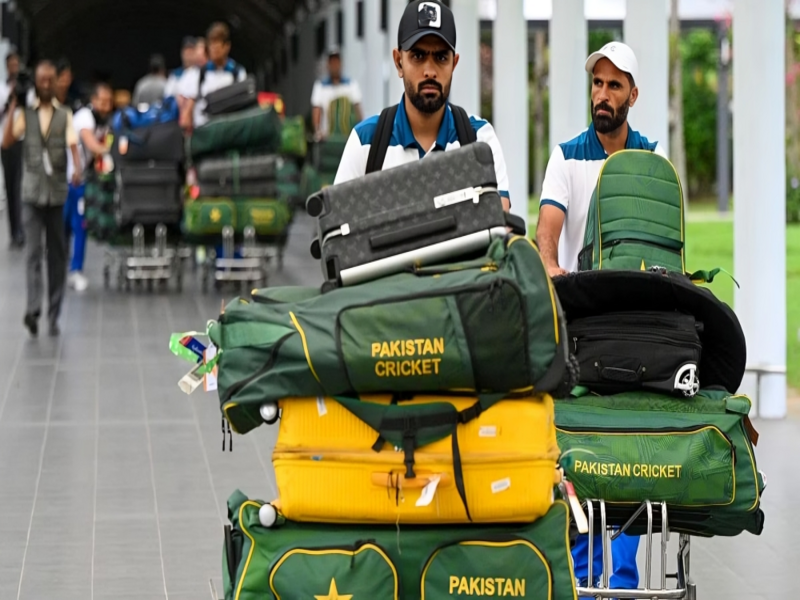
{"left": 577, "top": 499, "right": 696, "bottom": 600}
{"left": 103, "top": 223, "right": 189, "bottom": 292}
{"left": 200, "top": 225, "right": 273, "bottom": 294}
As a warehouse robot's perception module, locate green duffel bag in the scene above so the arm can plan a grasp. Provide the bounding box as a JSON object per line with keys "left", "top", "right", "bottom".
{"left": 578, "top": 149, "right": 686, "bottom": 273}
{"left": 279, "top": 115, "right": 307, "bottom": 158}
{"left": 314, "top": 134, "right": 349, "bottom": 175}
{"left": 182, "top": 197, "right": 236, "bottom": 237}
{"left": 276, "top": 158, "right": 301, "bottom": 203}
{"left": 222, "top": 491, "right": 577, "bottom": 600}
{"left": 204, "top": 236, "right": 569, "bottom": 434}
{"left": 190, "top": 107, "right": 283, "bottom": 159}
{"left": 235, "top": 198, "right": 292, "bottom": 237}
{"left": 555, "top": 389, "right": 766, "bottom": 537}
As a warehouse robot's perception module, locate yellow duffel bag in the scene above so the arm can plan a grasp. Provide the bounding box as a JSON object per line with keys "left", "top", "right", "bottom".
{"left": 272, "top": 393, "right": 561, "bottom": 525}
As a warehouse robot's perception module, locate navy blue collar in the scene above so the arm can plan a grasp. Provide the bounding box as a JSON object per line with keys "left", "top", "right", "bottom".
{"left": 588, "top": 122, "right": 649, "bottom": 154}
{"left": 205, "top": 59, "right": 239, "bottom": 74}
{"left": 394, "top": 95, "right": 455, "bottom": 157}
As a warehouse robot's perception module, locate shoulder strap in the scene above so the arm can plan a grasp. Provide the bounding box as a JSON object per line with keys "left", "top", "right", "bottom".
{"left": 451, "top": 104, "right": 477, "bottom": 145}
{"left": 198, "top": 65, "right": 208, "bottom": 98}
{"left": 365, "top": 104, "right": 398, "bottom": 175}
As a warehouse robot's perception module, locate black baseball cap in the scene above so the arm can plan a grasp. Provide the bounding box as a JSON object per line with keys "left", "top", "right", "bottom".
{"left": 398, "top": 1, "right": 456, "bottom": 52}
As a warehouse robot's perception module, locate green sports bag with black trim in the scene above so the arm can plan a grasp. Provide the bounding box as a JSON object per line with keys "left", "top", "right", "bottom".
{"left": 221, "top": 490, "right": 578, "bottom": 600}
{"left": 555, "top": 389, "right": 765, "bottom": 537}
{"left": 204, "top": 236, "right": 570, "bottom": 435}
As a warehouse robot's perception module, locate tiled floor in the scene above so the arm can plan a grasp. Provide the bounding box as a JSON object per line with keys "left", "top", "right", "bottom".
{"left": 0, "top": 212, "right": 795, "bottom": 599}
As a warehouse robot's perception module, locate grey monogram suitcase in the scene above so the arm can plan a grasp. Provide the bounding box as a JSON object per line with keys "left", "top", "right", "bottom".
{"left": 306, "top": 141, "right": 524, "bottom": 288}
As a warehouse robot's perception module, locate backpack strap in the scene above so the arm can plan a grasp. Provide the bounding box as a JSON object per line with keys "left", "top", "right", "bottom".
{"left": 198, "top": 65, "right": 208, "bottom": 99}
{"left": 365, "top": 104, "right": 398, "bottom": 175}
{"left": 450, "top": 104, "right": 477, "bottom": 145}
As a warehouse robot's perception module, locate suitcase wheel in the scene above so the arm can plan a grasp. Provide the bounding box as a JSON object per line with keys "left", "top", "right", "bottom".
{"left": 310, "top": 237, "right": 321, "bottom": 260}
{"left": 306, "top": 193, "right": 325, "bottom": 218}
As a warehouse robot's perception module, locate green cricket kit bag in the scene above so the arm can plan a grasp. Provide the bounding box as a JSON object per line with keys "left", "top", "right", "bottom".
{"left": 221, "top": 490, "right": 578, "bottom": 600}
{"left": 578, "top": 149, "right": 686, "bottom": 273}
{"left": 204, "top": 236, "right": 569, "bottom": 434}
{"left": 555, "top": 389, "right": 765, "bottom": 538}
{"left": 553, "top": 269, "right": 747, "bottom": 397}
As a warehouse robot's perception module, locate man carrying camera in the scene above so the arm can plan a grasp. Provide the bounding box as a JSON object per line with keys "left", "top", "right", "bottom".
{"left": 2, "top": 60, "right": 82, "bottom": 337}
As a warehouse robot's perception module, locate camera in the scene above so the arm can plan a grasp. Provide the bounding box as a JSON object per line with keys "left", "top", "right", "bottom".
{"left": 11, "top": 69, "right": 33, "bottom": 106}
{"left": 418, "top": 3, "right": 441, "bottom": 28}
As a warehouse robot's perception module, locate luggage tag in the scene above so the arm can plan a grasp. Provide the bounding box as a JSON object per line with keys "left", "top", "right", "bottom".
{"left": 203, "top": 344, "right": 218, "bottom": 392}
{"left": 42, "top": 150, "right": 53, "bottom": 176}
{"left": 169, "top": 329, "right": 218, "bottom": 395}
{"left": 415, "top": 475, "right": 441, "bottom": 507}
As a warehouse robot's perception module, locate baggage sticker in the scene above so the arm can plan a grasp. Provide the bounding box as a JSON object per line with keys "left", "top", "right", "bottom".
{"left": 491, "top": 478, "right": 511, "bottom": 494}
{"left": 479, "top": 425, "right": 497, "bottom": 438}
{"left": 203, "top": 344, "right": 218, "bottom": 392}
{"left": 416, "top": 475, "right": 441, "bottom": 507}
{"left": 316, "top": 396, "right": 328, "bottom": 417}
{"left": 433, "top": 187, "right": 476, "bottom": 209}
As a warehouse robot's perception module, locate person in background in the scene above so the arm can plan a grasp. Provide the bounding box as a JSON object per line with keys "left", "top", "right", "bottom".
{"left": 179, "top": 22, "right": 246, "bottom": 132}
{"left": 311, "top": 48, "right": 363, "bottom": 140}
{"left": 132, "top": 54, "right": 167, "bottom": 108}
{"left": 64, "top": 82, "right": 114, "bottom": 292}
{"left": 2, "top": 60, "right": 81, "bottom": 337}
{"left": 0, "top": 48, "right": 24, "bottom": 248}
{"left": 165, "top": 37, "right": 196, "bottom": 100}
{"left": 56, "top": 58, "right": 82, "bottom": 111}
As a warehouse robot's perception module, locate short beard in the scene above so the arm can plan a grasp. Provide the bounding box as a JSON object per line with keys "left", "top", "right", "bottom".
{"left": 405, "top": 78, "right": 449, "bottom": 114}
{"left": 592, "top": 97, "right": 630, "bottom": 134}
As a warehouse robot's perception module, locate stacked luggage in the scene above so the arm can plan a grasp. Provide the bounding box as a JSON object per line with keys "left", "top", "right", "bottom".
{"left": 554, "top": 150, "right": 765, "bottom": 540}
{"left": 109, "top": 97, "right": 185, "bottom": 232}
{"left": 182, "top": 86, "right": 292, "bottom": 245}
{"left": 173, "top": 141, "right": 583, "bottom": 599}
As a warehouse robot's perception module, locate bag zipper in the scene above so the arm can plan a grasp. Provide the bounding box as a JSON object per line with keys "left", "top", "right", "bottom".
{"left": 557, "top": 423, "right": 736, "bottom": 466}
{"left": 420, "top": 536, "right": 553, "bottom": 600}
{"left": 606, "top": 237, "right": 682, "bottom": 255}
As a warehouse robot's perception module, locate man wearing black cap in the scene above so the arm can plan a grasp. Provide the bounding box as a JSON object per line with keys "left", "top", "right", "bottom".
{"left": 334, "top": 0, "right": 510, "bottom": 210}
{"left": 311, "top": 47, "right": 363, "bottom": 140}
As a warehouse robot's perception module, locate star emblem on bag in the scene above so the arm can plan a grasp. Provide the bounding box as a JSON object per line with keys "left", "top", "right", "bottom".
{"left": 210, "top": 208, "right": 222, "bottom": 223}
{"left": 315, "top": 578, "right": 353, "bottom": 600}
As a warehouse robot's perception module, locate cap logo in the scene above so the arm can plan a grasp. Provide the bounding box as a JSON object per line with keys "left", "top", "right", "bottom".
{"left": 418, "top": 2, "right": 442, "bottom": 29}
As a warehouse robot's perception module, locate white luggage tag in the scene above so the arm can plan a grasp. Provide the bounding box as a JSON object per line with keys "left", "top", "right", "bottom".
{"left": 433, "top": 186, "right": 499, "bottom": 209}
{"left": 415, "top": 475, "right": 441, "bottom": 507}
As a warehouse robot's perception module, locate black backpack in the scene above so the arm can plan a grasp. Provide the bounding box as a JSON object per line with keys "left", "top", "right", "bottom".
{"left": 365, "top": 103, "right": 477, "bottom": 174}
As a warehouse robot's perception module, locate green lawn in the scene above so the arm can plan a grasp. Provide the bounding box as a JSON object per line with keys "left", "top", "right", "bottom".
{"left": 527, "top": 200, "right": 800, "bottom": 389}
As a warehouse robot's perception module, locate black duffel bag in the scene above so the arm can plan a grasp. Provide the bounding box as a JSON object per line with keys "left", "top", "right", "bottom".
{"left": 568, "top": 310, "right": 703, "bottom": 396}
{"left": 113, "top": 120, "right": 185, "bottom": 163}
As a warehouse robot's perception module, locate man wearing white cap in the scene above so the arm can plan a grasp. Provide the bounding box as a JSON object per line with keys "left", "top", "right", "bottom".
{"left": 536, "top": 41, "right": 667, "bottom": 277}
{"left": 536, "top": 41, "right": 667, "bottom": 592}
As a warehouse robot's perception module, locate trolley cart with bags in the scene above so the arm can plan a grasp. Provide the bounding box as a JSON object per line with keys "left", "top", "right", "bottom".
{"left": 219, "top": 491, "right": 578, "bottom": 600}
{"left": 204, "top": 236, "right": 570, "bottom": 434}
{"left": 271, "top": 393, "right": 560, "bottom": 525}
{"left": 307, "top": 141, "right": 524, "bottom": 288}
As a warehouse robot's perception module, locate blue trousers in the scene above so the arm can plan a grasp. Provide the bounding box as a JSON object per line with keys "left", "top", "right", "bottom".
{"left": 572, "top": 532, "right": 640, "bottom": 589}
{"left": 63, "top": 183, "right": 87, "bottom": 273}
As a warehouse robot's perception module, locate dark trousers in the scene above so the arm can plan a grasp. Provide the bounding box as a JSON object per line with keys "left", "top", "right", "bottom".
{"left": 24, "top": 204, "right": 67, "bottom": 326}
{"left": 2, "top": 141, "right": 24, "bottom": 243}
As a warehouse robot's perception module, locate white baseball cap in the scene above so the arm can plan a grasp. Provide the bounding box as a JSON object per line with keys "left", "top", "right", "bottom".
{"left": 585, "top": 41, "right": 639, "bottom": 86}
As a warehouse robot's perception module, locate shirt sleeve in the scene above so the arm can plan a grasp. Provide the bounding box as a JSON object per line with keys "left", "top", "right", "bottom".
{"left": 310, "top": 81, "right": 323, "bottom": 107}
{"left": 475, "top": 120, "right": 510, "bottom": 200}
{"left": 12, "top": 108, "right": 25, "bottom": 140}
{"left": 73, "top": 108, "right": 96, "bottom": 135}
{"left": 333, "top": 128, "right": 369, "bottom": 185}
{"left": 65, "top": 110, "right": 78, "bottom": 146}
{"left": 178, "top": 68, "right": 201, "bottom": 100}
{"left": 653, "top": 142, "right": 668, "bottom": 159}
{"left": 539, "top": 145, "right": 570, "bottom": 214}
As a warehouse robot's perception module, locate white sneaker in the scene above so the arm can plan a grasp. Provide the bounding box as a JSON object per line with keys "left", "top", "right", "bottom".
{"left": 68, "top": 271, "right": 89, "bottom": 292}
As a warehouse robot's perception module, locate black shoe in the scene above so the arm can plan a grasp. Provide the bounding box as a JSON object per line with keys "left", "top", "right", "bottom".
{"left": 48, "top": 323, "right": 60, "bottom": 337}
{"left": 23, "top": 313, "right": 38, "bottom": 337}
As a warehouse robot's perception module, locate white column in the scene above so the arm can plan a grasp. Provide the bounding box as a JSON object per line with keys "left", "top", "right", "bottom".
{"left": 326, "top": 0, "right": 339, "bottom": 51}
{"left": 449, "top": 0, "right": 481, "bottom": 116}
{"left": 733, "top": 0, "right": 787, "bottom": 418}
{"left": 549, "top": 0, "right": 587, "bottom": 151}
{"left": 341, "top": 0, "right": 365, "bottom": 108}
{"left": 363, "top": 0, "right": 387, "bottom": 116}
{"left": 387, "top": 0, "right": 407, "bottom": 105}
{"left": 493, "top": 0, "right": 529, "bottom": 229}
{"left": 624, "top": 0, "right": 670, "bottom": 152}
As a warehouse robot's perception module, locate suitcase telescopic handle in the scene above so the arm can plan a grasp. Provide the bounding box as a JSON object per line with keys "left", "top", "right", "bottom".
{"left": 504, "top": 212, "right": 527, "bottom": 235}
{"left": 369, "top": 216, "right": 457, "bottom": 250}
{"left": 371, "top": 472, "right": 452, "bottom": 489}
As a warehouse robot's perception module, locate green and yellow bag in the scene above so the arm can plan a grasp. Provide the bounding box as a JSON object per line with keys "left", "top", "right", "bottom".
{"left": 182, "top": 197, "right": 236, "bottom": 237}
{"left": 555, "top": 389, "right": 765, "bottom": 537}
{"left": 206, "top": 236, "right": 569, "bottom": 435}
{"left": 222, "top": 491, "right": 577, "bottom": 600}
{"left": 236, "top": 198, "right": 292, "bottom": 237}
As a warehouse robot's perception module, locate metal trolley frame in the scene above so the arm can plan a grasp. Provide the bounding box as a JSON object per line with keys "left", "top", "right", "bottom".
{"left": 200, "top": 225, "right": 280, "bottom": 295}
{"left": 577, "top": 499, "right": 696, "bottom": 600}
